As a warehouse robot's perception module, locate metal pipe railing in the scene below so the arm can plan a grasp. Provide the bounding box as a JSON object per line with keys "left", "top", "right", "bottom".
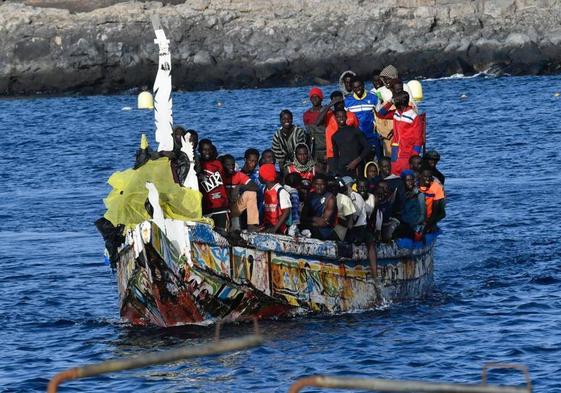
{"left": 288, "top": 375, "right": 530, "bottom": 393}
{"left": 47, "top": 331, "right": 263, "bottom": 393}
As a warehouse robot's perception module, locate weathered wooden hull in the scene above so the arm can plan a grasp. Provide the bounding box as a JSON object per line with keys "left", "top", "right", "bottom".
{"left": 115, "top": 221, "right": 435, "bottom": 327}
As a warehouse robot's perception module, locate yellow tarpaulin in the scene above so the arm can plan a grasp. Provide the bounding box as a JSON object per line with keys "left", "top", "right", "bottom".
{"left": 103, "top": 158, "right": 205, "bottom": 227}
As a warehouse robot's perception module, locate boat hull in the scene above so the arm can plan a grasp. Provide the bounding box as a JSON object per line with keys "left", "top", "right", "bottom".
{"left": 115, "top": 221, "right": 435, "bottom": 327}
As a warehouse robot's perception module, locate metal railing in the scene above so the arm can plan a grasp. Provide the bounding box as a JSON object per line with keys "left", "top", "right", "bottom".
{"left": 288, "top": 364, "right": 531, "bottom": 393}
{"left": 47, "top": 319, "right": 263, "bottom": 393}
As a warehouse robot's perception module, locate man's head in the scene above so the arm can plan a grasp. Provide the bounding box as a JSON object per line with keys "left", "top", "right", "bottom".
{"left": 365, "top": 161, "right": 379, "bottom": 180}
{"left": 220, "top": 154, "right": 236, "bottom": 176}
{"left": 243, "top": 148, "right": 259, "bottom": 173}
{"left": 313, "top": 173, "right": 329, "bottom": 195}
{"left": 351, "top": 76, "right": 365, "bottom": 97}
{"left": 342, "top": 71, "right": 354, "bottom": 93}
{"left": 424, "top": 150, "right": 440, "bottom": 169}
{"left": 380, "top": 64, "right": 399, "bottom": 86}
{"left": 401, "top": 169, "right": 416, "bottom": 191}
{"left": 379, "top": 157, "right": 392, "bottom": 178}
{"left": 259, "top": 163, "right": 277, "bottom": 184}
{"left": 295, "top": 144, "right": 310, "bottom": 165}
{"left": 357, "top": 179, "right": 369, "bottom": 200}
{"left": 334, "top": 107, "right": 347, "bottom": 127}
{"left": 285, "top": 172, "right": 303, "bottom": 189}
{"left": 389, "top": 79, "right": 404, "bottom": 95}
{"left": 260, "top": 149, "right": 275, "bottom": 165}
{"left": 279, "top": 109, "right": 293, "bottom": 130}
{"left": 420, "top": 168, "right": 434, "bottom": 188}
{"left": 371, "top": 70, "right": 383, "bottom": 89}
{"left": 375, "top": 181, "right": 390, "bottom": 200}
{"left": 393, "top": 91, "right": 410, "bottom": 111}
{"left": 198, "top": 139, "right": 215, "bottom": 161}
{"left": 409, "top": 155, "right": 422, "bottom": 173}
{"left": 309, "top": 87, "right": 324, "bottom": 108}
{"left": 330, "top": 91, "right": 345, "bottom": 111}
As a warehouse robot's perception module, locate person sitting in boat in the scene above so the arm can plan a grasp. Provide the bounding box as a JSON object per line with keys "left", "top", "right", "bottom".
{"left": 357, "top": 178, "right": 382, "bottom": 239}
{"left": 423, "top": 150, "right": 445, "bottom": 185}
{"left": 272, "top": 109, "right": 307, "bottom": 171}
{"left": 324, "top": 91, "right": 359, "bottom": 172}
{"left": 344, "top": 76, "right": 381, "bottom": 160}
{"left": 364, "top": 161, "right": 382, "bottom": 194}
{"left": 286, "top": 144, "right": 316, "bottom": 189}
{"left": 331, "top": 108, "right": 371, "bottom": 178}
{"left": 197, "top": 139, "right": 230, "bottom": 231}
{"left": 419, "top": 167, "right": 446, "bottom": 234}
{"left": 241, "top": 148, "right": 264, "bottom": 219}
{"left": 259, "top": 148, "right": 275, "bottom": 166}
{"left": 259, "top": 163, "right": 292, "bottom": 234}
{"left": 379, "top": 157, "right": 401, "bottom": 196}
{"left": 378, "top": 91, "right": 424, "bottom": 176}
{"left": 220, "top": 154, "right": 260, "bottom": 232}
{"left": 301, "top": 173, "right": 338, "bottom": 240}
{"left": 342, "top": 177, "right": 370, "bottom": 244}
{"left": 393, "top": 170, "right": 426, "bottom": 240}
{"left": 283, "top": 172, "right": 303, "bottom": 236}
{"left": 375, "top": 180, "right": 400, "bottom": 242}
{"left": 329, "top": 176, "right": 356, "bottom": 242}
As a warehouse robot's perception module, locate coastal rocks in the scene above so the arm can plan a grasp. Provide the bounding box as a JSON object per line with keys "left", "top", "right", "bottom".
{"left": 1, "top": 0, "right": 561, "bottom": 95}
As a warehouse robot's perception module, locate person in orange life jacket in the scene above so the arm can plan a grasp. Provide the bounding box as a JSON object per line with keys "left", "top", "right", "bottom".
{"left": 301, "top": 173, "right": 338, "bottom": 240}
{"left": 423, "top": 150, "right": 445, "bottom": 185}
{"left": 197, "top": 139, "right": 230, "bottom": 230}
{"left": 345, "top": 76, "right": 382, "bottom": 160}
{"left": 259, "top": 163, "right": 292, "bottom": 234}
{"left": 303, "top": 87, "right": 328, "bottom": 126}
{"left": 286, "top": 144, "right": 316, "bottom": 189}
{"left": 378, "top": 91, "right": 423, "bottom": 176}
{"left": 323, "top": 91, "right": 359, "bottom": 171}
{"left": 220, "top": 154, "right": 260, "bottom": 232}
{"left": 331, "top": 108, "right": 371, "bottom": 177}
{"left": 394, "top": 169, "right": 426, "bottom": 240}
{"left": 272, "top": 109, "right": 307, "bottom": 170}
{"left": 419, "top": 167, "right": 446, "bottom": 233}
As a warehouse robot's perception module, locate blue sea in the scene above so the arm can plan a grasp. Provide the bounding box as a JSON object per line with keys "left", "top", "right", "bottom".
{"left": 1, "top": 75, "right": 561, "bottom": 392}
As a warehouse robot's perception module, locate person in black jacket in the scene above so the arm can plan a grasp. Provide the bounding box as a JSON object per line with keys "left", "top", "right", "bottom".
{"left": 331, "top": 108, "right": 371, "bottom": 177}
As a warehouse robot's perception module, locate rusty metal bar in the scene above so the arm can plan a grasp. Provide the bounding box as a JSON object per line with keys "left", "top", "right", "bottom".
{"left": 288, "top": 375, "right": 531, "bottom": 393}
{"left": 47, "top": 334, "right": 263, "bottom": 393}
{"left": 482, "top": 363, "right": 531, "bottom": 391}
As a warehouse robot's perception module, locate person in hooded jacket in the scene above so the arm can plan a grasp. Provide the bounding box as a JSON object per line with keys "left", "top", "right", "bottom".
{"left": 338, "top": 70, "right": 357, "bottom": 97}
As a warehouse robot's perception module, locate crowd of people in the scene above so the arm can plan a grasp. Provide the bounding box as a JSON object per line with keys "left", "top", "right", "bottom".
{"left": 168, "top": 65, "right": 446, "bottom": 257}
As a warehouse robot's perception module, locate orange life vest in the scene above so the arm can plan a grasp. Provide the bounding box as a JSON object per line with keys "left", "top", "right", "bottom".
{"left": 263, "top": 183, "right": 287, "bottom": 233}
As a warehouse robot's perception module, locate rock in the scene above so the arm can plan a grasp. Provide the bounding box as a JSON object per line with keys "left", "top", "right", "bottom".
{"left": 1, "top": 0, "right": 561, "bottom": 96}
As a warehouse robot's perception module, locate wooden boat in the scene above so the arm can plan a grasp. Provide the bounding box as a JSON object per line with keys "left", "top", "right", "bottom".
{"left": 104, "top": 17, "right": 436, "bottom": 327}
{"left": 116, "top": 220, "right": 435, "bottom": 327}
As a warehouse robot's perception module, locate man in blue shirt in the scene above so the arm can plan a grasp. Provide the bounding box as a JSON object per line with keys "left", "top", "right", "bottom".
{"left": 344, "top": 76, "right": 381, "bottom": 160}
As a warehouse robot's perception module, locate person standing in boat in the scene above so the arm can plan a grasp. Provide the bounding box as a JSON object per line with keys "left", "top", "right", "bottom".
{"left": 338, "top": 70, "right": 356, "bottom": 97}
{"left": 259, "top": 163, "right": 292, "bottom": 234}
{"left": 220, "top": 154, "right": 260, "bottom": 232}
{"left": 324, "top": 91, "right": 359, "bottom": 172}
{"left": 272, "top": 109, "right": 307, "bottom": 171}
{"left": 286, "top": 144, "right": 316, "bottom": 189}
{"left": 331, "top": 108, "right": 371, "bottom": 177}
{"left": 394, "top": 169, "right": 426, "bottom": 240}
{"left": 423, "top": 150, "right": 445, "bottom": 185}
{"left": 197, "top": 139, "right": 230, "bottom": 231}
{"left": 344, "top": 76, "right": 381, "bottom": 160}
{"left": 301, "top": 174, "right": 338, "bottom": 240}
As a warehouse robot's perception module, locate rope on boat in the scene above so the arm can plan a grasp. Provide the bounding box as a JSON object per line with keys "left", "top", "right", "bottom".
{"left": 47, "top": 333, "right": 263, "bottom": 393}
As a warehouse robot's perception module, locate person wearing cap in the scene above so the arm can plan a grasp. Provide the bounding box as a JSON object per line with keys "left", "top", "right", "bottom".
{"left": 344, "top": 76, "right": 381, "bottom": 160}
{"left": 423, "top": 151, "right": 445, "bottom": 185}
{"left": 259, "top": 163, "right": 292, "bottom": 234}
{"left": 376, "top": 65, "right": 415, "bottom": 106}
{"left": 272, "top": 109, "right": 307, "bottom": 171}
{"left": 303, "top": 87, "right": 327, "bottom": 126}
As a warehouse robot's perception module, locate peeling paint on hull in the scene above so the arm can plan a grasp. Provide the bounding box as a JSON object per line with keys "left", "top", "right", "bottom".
{"left": 115, "top": 221, "right": 435, "bottom": 327}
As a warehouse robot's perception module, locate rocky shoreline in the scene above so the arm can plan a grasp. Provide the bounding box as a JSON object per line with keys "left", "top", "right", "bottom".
{"left": 1, "top": 0, "right": 561, "bottom": 96}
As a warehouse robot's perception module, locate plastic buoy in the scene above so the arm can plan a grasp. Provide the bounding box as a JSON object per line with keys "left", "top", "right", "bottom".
{"left": 137, "top": 91, "right": 154, "bottom": 109}
{"left": 460, "top": 94, "right": 468, "bottom": 99}
{"left": 407, "top": 80, "right": 423, "bottom": 102}
{"left": 554, "top": 92, "right": 560, "bottom": 97}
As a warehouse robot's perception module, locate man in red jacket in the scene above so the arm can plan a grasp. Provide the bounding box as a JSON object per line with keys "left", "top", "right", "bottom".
{"left": 197, "top": 139, "right": 230, "bottom": 230}
{"left": 378, "top": 91, "right": 423, "bottom": 175}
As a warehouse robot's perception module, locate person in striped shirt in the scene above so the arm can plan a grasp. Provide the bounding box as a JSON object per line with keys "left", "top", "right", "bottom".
{"left": 344, "top": 76, "right": 381, "bottom": 160}
{"left": 271, "top": 109, "right": 307, "bottom": 171}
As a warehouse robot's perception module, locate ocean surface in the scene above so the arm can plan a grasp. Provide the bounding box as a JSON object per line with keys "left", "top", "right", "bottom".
{"left": 1, "top": 75, "right": 561, "bottom": 392}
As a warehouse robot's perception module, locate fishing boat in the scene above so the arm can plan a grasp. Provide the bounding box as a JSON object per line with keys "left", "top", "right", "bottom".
{"left": 103, "top": 17, "right": 437, "bottom": 327}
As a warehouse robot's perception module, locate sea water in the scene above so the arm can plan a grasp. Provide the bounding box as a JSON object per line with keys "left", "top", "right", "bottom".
{"left": 1, "top": 75, "right": 560, "bottom": 392}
